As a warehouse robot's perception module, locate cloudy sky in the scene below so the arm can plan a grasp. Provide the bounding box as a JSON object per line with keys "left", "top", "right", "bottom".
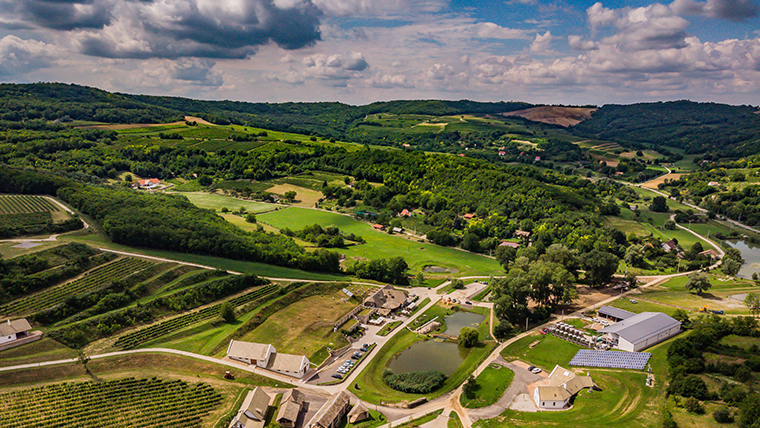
{"left": 1, "top": 0, "right": 759, "bottom": 105}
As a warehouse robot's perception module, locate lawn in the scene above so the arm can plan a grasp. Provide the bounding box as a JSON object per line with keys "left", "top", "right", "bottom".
{"left": 500, "top": 333, "right": 582, "bottom": 372}
{"left": 720, "top": 334, "right": 760, "bottom": 349}
{"left": 460, "top": 363, "right": 515, "bottom": 408}
{"left": 377, "top": 321, "right": 403, "bottom": 336}
{"left": 257, "top": 207, "right": 502, "bottom": 276}
{"left": 236, "top": 290, "right": 357, "bottom": 362}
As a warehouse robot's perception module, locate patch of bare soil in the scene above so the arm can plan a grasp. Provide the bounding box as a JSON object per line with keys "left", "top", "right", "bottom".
{"left": 502, "top": 106, "right": 597, "bottom": 127}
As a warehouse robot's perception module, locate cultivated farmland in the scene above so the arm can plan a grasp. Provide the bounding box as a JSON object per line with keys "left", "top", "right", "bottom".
{"left": 0, "top": 257, "right": 155, "bottom": 316}
{"left": 0, "top": 195, "right": 60, "bottom": 214}
{"left": 0, "top": 377, "right": 222, "bottom": 428}
{"left": 114, "top": 283, "right": 279, "bottom": 349}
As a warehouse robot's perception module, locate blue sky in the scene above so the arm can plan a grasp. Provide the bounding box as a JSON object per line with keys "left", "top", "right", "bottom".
{"left": 0, "top": 0, "right": 759, "bottom": 105}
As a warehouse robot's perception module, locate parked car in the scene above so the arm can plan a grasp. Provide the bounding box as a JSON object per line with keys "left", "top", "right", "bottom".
{"left": 527, "top": 366, "right": 536, "bottom": 371}
{"left": 465, "top": 301, "right": 472, "bottom": 305}
{"left": 532, "top": 367, "right": 542, "bottom": 374}
{"left": 331, "top": 374, "right": 343, "bottom": 379}
{"left": 345, "top": 360, "right": 354, "bottom": 365}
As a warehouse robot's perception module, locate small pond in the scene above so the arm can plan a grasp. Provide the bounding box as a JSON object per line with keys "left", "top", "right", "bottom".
{"left": 387, "top": 310, "right": 486, "bottom": 375}
{"left": 443, "top": 311, "right": 486, "bottom": 337}
{"left": 387, "top": 339, "right": 468, "bottom": 375}
{"left": 726, "top": 240, "right": 760, "bottom": 278}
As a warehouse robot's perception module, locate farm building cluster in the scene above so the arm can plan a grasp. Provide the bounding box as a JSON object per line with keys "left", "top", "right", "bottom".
{"left": 229, "top": 388, "right": 362, "bottom": 428}
{"left": 226, "top": 340, "right": 311, "bottom": 379}
{"left": 547, "top": 307, "right": 681, "bottom": 352}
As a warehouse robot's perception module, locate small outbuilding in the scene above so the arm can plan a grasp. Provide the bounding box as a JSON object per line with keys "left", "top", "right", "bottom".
{"left": 229, "top": 387, "right": 272, "bottom": 428}
{"left": 307, "top": 391, "right": 350, "bottom": 428}
{"left": 597, "top": 306, "right": 636, "bottom": 322}
{"left": 0, "top": 318, "right": 32, "bottom": 345}
{"left": 347, "top": 404, "right": 370, "bottom": 424}
{"left": 534, "top": 365, "right": 596, "bottom": 410}
{"left": 276, "top": 389, "right": 305, "bottom": 428}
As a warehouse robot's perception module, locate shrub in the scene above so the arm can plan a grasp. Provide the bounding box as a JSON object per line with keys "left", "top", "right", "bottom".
{"left": 668, "top": 375, "right": 708, "bottom": 399}
{"left": 713, "top": 406, "right": 733, "bottom": 423}
{"left": 383, "top": 369, "right": 446, "bottom": 394}
{"left": 684, "top": 397, "right": 704, "bottom": 414}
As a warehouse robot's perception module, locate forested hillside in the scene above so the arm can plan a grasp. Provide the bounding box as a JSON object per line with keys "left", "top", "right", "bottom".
{"left": 571, "top": 101, "right": 760, "bottom": 157}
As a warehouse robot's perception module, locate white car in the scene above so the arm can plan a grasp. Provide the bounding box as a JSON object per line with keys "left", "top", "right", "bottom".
{"left": 531, "top": 367, "right": 542, "bottom": 374}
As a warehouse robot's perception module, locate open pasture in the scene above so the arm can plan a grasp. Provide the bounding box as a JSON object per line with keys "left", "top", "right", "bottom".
{"left": 173, "top": 192, "right": 277, "bottom": 214}
{"left": 257, "top": 207, "right": 502, "bottom": 276}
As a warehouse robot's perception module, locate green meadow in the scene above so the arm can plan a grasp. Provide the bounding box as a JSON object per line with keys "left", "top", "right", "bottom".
{"left": 257, "top": 207, "right": 502, "bottom": 276}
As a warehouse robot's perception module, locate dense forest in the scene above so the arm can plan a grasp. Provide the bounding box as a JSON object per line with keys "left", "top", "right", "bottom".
{"left": 571, "top": 101, "right": 760, "bottom": 156}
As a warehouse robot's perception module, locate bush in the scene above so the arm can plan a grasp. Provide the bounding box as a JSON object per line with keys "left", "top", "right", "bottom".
{"left": 684, "top": 397, "right": 704, "bottom": 414}
{"left": 383, "top": 369, "right": 446, "bottom": 394}
{"left": 713, "top": 406, "right": 733, "bottom": 423}
{"left": 220, "top": 302, "right": 236, "bottom": 323}
{"left": 669, "top": 375, "right": 709, "bottom": 399}
{"left": 662, "top": 409, "right": 677, "bottom": 428}
{"left": 493, "top": 319, "right": 514, "bottom": 341}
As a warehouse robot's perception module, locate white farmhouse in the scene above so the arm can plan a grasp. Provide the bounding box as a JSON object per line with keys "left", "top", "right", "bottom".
{"left": 0, "top": 318, "right": 32, "bottom": 345}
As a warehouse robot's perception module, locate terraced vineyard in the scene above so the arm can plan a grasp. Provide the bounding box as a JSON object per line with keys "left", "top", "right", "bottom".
{"left": 0, "top": 257, "right": 155, "bottom": 316}
{"left": 0, "top": 195, "right": 60, "bottom": 214}
{"left": 0, "top": 377, "right": 222, "bottom": 428}
{"left": 115, "top": 283, "right": 278, "bottom": 349}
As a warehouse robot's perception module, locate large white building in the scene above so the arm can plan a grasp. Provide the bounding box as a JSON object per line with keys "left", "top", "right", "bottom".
{"left": 227, "top": 340, "right": 310, "bottom": 379}
{"left": 599, "top": 312, "right": 681, "bottom": 352}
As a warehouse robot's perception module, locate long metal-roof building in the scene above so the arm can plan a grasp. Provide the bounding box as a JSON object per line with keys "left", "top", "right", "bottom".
{"left": 599, "top": 312, "right": 681, "bottom": 352}
{"left": 597, "top": 305, "right": 636, "bottom": 322}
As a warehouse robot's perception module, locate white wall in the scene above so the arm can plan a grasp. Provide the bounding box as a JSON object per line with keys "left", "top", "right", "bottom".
{"left": 0, "top": 333, "right": 17, "bottom": 345}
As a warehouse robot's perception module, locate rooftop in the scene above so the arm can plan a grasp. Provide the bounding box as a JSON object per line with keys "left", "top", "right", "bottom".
{"left": 597, "top": 305, "right": 636, "bottom": 320}
{"left": 0, "top": 318, "right": 31, "bottom": 336}
{"left": 599, "top": 312, "right": 681, "bottom": 345}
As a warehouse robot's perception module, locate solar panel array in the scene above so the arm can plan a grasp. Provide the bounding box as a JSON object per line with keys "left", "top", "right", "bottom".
{"left": 569, "top": 350, "right": 651, "bottom": 370}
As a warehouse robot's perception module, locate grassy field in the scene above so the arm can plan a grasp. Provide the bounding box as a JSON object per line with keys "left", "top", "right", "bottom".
{"left": 609, "top": 274, "right": 756, "bottom": 316}
{"left": 171, "top": 192, "right": 279, "bottom": 213}
{"left": 499, "top": 333, "right": 582, "bottom": 371}
{"left": 236, "top": 290, "right": 357, "bottom": 361}
{"left": 460, "top": 363, "right": 515, "bottom": 408}
{"left": 0, "top": 337, "right": 78, "bottom": 367}
{"left": 258, "top": 207, "right": 502, "bottom": 276}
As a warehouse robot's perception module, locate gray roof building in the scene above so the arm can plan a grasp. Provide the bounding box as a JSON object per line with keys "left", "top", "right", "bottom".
{"left": 597, "top": 306, "right": 636, "bottom": 321}
{"left": 600, "top": 312, "right": 681, "bottom": 352}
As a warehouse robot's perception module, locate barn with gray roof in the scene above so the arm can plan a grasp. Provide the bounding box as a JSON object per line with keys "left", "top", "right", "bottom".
{"left": 599, "top": 312, "right": 681, "bottom": 352}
